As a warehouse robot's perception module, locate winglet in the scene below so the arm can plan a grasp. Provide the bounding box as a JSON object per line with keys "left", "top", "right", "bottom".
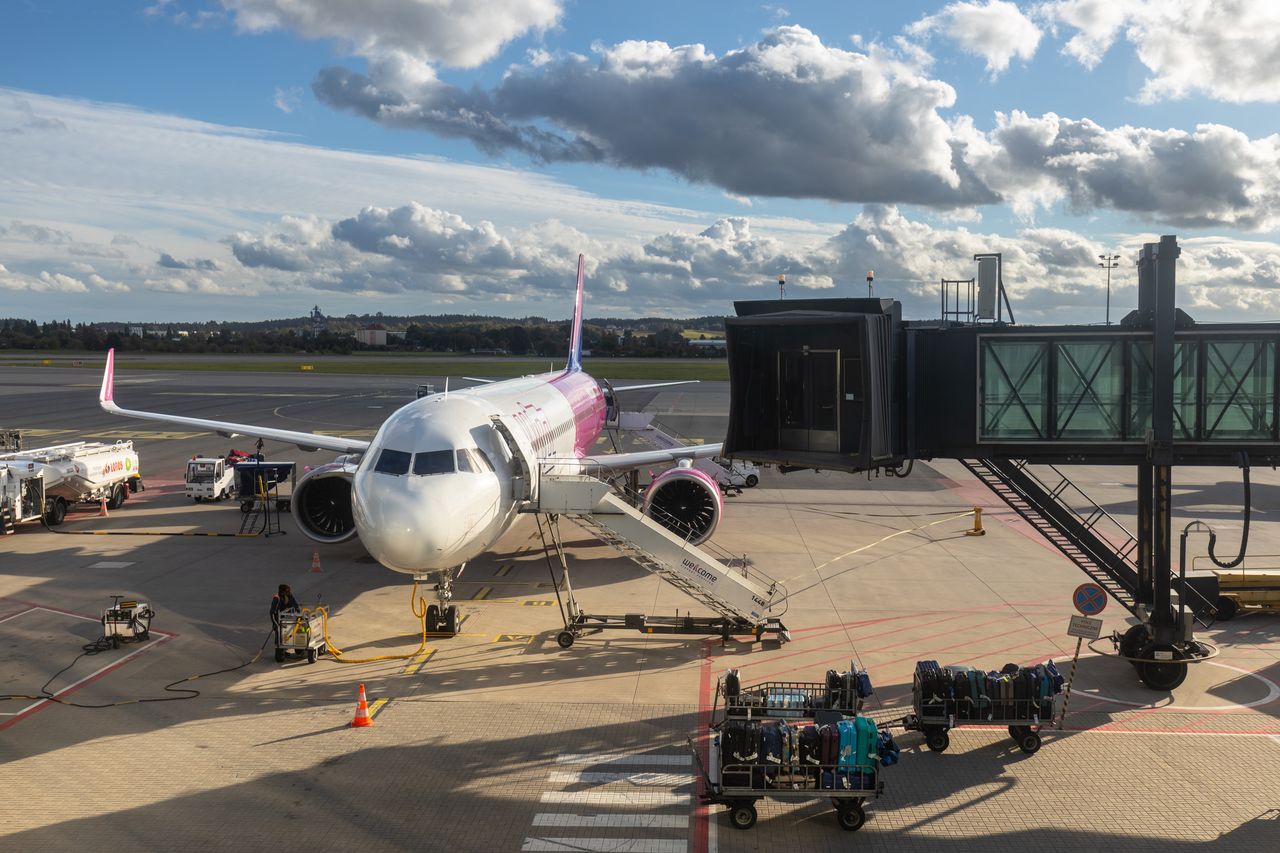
{"left": 99, "top": 348, "right": 116, "bottom": 406}
{"left": 566, "top": 253, "right": 585, "bottom": 372}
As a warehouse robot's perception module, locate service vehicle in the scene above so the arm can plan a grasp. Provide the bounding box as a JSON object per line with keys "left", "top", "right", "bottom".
{"left": 1, "top": 440, "right": 142, "bottom": 530}
{"left": 185, "top": 455, "right": 241, "bottom": 502}
{"left": 696, "top": 456, "right": 761, "bottom": 490}
{"left": 1212, "top": 569, "right": 1280, "bottom": 619}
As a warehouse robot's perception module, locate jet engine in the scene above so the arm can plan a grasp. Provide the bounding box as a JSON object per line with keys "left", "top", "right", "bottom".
{"left": 291, "top": 460, "right": 358, "bottom": 543}
{"left": 642, "top": 462, "right": 723, "bottom": 545}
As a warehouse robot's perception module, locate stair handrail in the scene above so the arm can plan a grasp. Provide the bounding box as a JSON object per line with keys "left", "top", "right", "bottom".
{"left": 538, "top": 461, "right": 787, "bottom": 614}
{"left": 1007, "top": 460, "right": 1139, "bottom": 565}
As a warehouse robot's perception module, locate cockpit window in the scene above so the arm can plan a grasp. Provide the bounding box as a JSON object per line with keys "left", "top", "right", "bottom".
{"left": 456, "top": 449, "right": 477, "bottom": 473}
{"left": 413, "top": 450, "right": 454, "bottom": 476}
{"left": 373, "top": 449, "right": 411, "bottom": 475}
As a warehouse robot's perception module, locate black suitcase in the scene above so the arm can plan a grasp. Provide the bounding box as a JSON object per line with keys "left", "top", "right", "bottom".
{"left": 720, "top": 719, "right": 760, "bottom": 788}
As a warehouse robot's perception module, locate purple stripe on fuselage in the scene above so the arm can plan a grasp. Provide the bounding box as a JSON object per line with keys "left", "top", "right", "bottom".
{"left": 550, "top": 370, "right": 606, "bottom": 456}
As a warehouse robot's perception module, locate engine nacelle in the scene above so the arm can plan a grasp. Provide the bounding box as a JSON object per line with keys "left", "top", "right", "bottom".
{"left": 291, "top": 460, "right": 358, "bottom": 543}
{"left": 642, "top": 462, "right": 723, "bottom": 545}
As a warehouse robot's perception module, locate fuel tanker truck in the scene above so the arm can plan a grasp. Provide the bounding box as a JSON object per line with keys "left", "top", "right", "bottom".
{"left": 1, "top": 440, "right": 142, "bottom": 533}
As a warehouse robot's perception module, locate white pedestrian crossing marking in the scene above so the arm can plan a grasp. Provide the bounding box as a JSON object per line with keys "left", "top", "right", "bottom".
{"left": 521, "top": 839, "right": 685, "bottom": 853}
{"left": 532, "top": 814, "right": 687, "bottom": 828}
{"left": 540, "top": 791, "right": 690, "bottom": 806}
{"left": 554, "top": 753, "right": 691, "bottom": 767}
{"left": 547, "top": 770, "right": 692, "bottom": 786}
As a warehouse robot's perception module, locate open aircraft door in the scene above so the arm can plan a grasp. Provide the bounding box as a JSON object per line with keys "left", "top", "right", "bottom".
{"left": 489, "top": 415, "right": 538, "bottom": 503}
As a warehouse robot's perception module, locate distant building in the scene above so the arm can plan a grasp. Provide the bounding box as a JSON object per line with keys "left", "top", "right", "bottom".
{"left": 689, "top": 338, "right": 727, "bottom": 354}
{"left": 128, "top": 324, "right": 145, "bottom": 337}
{"left": 354, "top": 325, "right": 387, "bottom": 347}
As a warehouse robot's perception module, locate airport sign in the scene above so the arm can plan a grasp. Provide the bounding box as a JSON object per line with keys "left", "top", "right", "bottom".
{"left": 1073, "top": 582, "right": 1108, "bottom": 616}
{"left": 1067, "top": 615, "right": 1104, "bottom": 640}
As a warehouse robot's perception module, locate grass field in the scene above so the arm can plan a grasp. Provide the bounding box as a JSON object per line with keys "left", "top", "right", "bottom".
{"left": 0, "top": 353, "right": 728, "bottom": 381}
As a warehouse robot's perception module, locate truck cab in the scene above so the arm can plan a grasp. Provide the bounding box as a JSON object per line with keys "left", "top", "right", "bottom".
{"left": 185, "top": 457, "right": 236, "bottom": 502}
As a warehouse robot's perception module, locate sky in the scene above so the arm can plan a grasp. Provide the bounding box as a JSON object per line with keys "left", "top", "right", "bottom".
{"left": 2, "top": 0, "right": 1280, "bottom": 324}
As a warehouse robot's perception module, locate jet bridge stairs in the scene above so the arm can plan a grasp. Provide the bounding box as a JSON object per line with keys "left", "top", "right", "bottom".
{"left": 533, "top": 473, "right": 789, "bottom": 648}
{"left": 962, "top": 459, "right": 1217, "bottom": 631}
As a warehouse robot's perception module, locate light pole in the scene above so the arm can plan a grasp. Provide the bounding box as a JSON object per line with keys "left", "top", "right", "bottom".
{"left": 778, "top": 274, "right": 785, "bottom": 299}
{"left": 1098, "top": 253, "right": 1120, "bottom": 325}
{"left": 866, "top": 270, "right": 875, "bottom": 298}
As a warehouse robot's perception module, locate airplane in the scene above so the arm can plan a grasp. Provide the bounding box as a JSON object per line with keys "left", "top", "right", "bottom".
{"left": 98, "top": 255, "right": 727, "bottom": 634}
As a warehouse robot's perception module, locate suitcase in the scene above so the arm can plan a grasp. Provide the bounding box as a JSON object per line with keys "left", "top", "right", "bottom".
{"left": 877, "top": 729, "right": 900, "bottom": 766}
{"left": 720, "top": 719, "right": 760, "bottom": 788}
{"left": 826, "top": 668, "right": 844, "bottom": 707}
{"left": 855, "top": 668, "right": 874, "bottom": 699}
{"left": 818, "top": 722, "right": 840, "bottom": 766}
{"left": 766, "top": 688, "right": 810, "bottom": 719}
{"left": 723, "top": 668, "right": 741, "bottom": 701}
{"left": 953, "top": 669, "right": 972, "bottom": 719}
{"left": 760, "top": 721, "right": 785, "bottom": 773}
{"left": 853, "top": 715, "right": 879, "bottom": 772}
{"left": 798, "top": 725, "right": 822, "bottom": 776}
{"left": 836, "top": 719, "right": 861, "bottom": 769}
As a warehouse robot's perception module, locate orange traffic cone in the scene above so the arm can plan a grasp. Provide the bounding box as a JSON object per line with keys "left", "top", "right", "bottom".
{"left": 310, "top": 549, "right": 322, "bottom": 573}
{"left": 98, "top": 499, "right": 109, "bottom": 518}
{"left": 350, "top": 683, "right": 373, "bottom": 728}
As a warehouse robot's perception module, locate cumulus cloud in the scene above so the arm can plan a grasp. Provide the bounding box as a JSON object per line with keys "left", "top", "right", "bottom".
{"left": 908, "top": 0, "right": 1042, "bottom": 77}
{"left": 216, "top": 199, "right": 1280, "bottom": 321}
{"left": 318, "top": 27, "right": 984, "bottom": 206}
{"left": 307, "top": 25, "right": 1280, "bottom": 229}
{"left": 272, "top": 86, "right": 302, "bottom": 113}
{"left": 1039, "top": 0, "right": 1280, "bottom": 103}
{"left": 158, "top": 251, "right": 220, "bottom": 270}
{"left": 222, "top": 0, "right": 561, "bottom": 69}
{"left": 955, "top": 112, "right": 1280, "bottom": 229}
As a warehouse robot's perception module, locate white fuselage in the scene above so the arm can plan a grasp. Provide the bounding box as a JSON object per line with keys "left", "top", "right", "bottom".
{"left": 352, "top": 369, "right": 605, "bottom": 574}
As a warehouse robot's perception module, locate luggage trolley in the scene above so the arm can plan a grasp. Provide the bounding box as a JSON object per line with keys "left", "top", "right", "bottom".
{"left": 690, "top": 664, "right": 890, "bottom": 832}
{"left": 900, "top": 661, "right": 1065, "bottom": 755}
{"left": 274, "top": 609, "right": 327, "bottom": 664}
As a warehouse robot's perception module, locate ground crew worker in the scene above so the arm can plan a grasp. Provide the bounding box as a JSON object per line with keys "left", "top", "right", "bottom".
{"left": 270, "top": 583, "right": 300, "bottom": 642}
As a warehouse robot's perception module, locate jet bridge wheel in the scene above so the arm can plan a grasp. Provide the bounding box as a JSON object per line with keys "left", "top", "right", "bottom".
{"left": 1137, "top": 644, "right": 1188, "bottom": 691}
{"left": 556, "top": 630, "right": 576, "bottom": 649}
{"left": 1119, "top": 624, "right": 1148, "bottom": 667}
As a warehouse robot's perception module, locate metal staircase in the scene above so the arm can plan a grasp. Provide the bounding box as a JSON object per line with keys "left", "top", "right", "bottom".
{"left": 963, "top": 459, "right": 1214, "bottom": 625}
{"left": 536, "top": 474, "right": 788, "bottom": 643}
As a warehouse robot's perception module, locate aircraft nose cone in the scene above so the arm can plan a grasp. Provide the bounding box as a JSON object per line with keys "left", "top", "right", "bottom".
{"left": 352, "top": 477, "right": 448, "bottom": 571}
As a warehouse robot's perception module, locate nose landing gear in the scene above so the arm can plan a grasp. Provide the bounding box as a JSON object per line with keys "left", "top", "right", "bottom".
{"left": 421, "top": 565, "right": 463, "bottom": 636}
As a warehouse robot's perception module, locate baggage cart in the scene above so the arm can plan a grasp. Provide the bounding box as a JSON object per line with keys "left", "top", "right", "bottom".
{"left": 901, "top": 663, "right": 1064, "bottom": 754}
{"left": 690, "top": 669, "right": 886, "bottom": 832}
{"left": 274, "top": 609, "right": 326, "bottom": 664}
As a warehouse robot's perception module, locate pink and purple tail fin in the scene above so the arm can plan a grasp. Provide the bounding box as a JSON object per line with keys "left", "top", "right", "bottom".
{"left": 566, "top": 253, "right": 585, "bottom": 372}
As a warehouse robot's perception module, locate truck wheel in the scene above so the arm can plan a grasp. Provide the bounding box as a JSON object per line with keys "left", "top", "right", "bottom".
{"left": 45, "top": 498, "right": 66, "bottom": 526}
{"left": 107, "top": 485, "right": 125, "bottom": 510}
{"left": 745, "top": 474, "right": 759, "bottom": 488}
{"left": 194, "top": 496, "right": 204, "bottom": 503}
{"left": 1215, "top": 596, "right": 1239, "bottom": 621}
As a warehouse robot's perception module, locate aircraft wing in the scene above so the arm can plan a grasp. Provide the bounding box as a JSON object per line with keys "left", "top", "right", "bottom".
{"left": 554, "top": 442, "right": 723, "bottom": 475}
{"left": 610, "top": 380, "right": 699, "bottom": 393}
{"left": 97, "top": 349, "right": 371, "bottom": 455}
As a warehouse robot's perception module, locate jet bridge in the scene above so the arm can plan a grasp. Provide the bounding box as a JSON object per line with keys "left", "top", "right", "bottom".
{"left": 724, "top": 235, "right": 1272, "bottom": 689}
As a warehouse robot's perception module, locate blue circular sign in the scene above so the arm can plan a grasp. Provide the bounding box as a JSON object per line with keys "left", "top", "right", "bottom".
{"left": 1073, "top": 583, "right": 1107, "bottom": 616}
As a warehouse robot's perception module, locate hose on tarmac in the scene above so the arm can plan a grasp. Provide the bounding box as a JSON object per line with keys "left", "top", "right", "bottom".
{"left": 308, "top": 580, "right": 431, "bottom": 663}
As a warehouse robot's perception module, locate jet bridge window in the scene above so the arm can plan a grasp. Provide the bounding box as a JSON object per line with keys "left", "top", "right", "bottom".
{"left": 413, "top": 450, "right": 455, "bottom": 476}
{"left": 374, "top": 449, "right": 412, "bottom": 475}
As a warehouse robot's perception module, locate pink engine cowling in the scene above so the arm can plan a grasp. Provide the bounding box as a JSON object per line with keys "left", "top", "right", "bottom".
{"left": 642, "top": 463, "right": 723, "bottom": 545}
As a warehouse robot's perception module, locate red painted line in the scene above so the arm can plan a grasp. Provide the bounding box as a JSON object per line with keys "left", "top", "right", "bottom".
{"left": 693, "top": 639, "right": 713, "bottom": 853}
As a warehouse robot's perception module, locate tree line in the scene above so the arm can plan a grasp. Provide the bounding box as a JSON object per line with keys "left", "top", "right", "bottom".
{"left": 0, "top": 317, "right": 726, "bottom": 358}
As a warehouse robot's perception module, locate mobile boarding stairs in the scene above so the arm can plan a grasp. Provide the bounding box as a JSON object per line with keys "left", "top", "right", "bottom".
{"left": 491, "top": 415, "right": 789, "bottom": 649}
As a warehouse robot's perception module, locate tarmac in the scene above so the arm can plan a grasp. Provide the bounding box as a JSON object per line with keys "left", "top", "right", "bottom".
{"left": 2, "top": 360, "right": 1278, "bottom": 852}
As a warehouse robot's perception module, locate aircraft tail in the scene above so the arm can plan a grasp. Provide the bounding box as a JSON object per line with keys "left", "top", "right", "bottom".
{"left": 566, "top": 253, "right": 585, "bottom": 372}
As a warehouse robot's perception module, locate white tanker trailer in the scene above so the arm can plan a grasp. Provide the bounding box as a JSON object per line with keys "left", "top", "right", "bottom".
{"left": 1, "top": 440, "right": 143, "bottom": 532}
